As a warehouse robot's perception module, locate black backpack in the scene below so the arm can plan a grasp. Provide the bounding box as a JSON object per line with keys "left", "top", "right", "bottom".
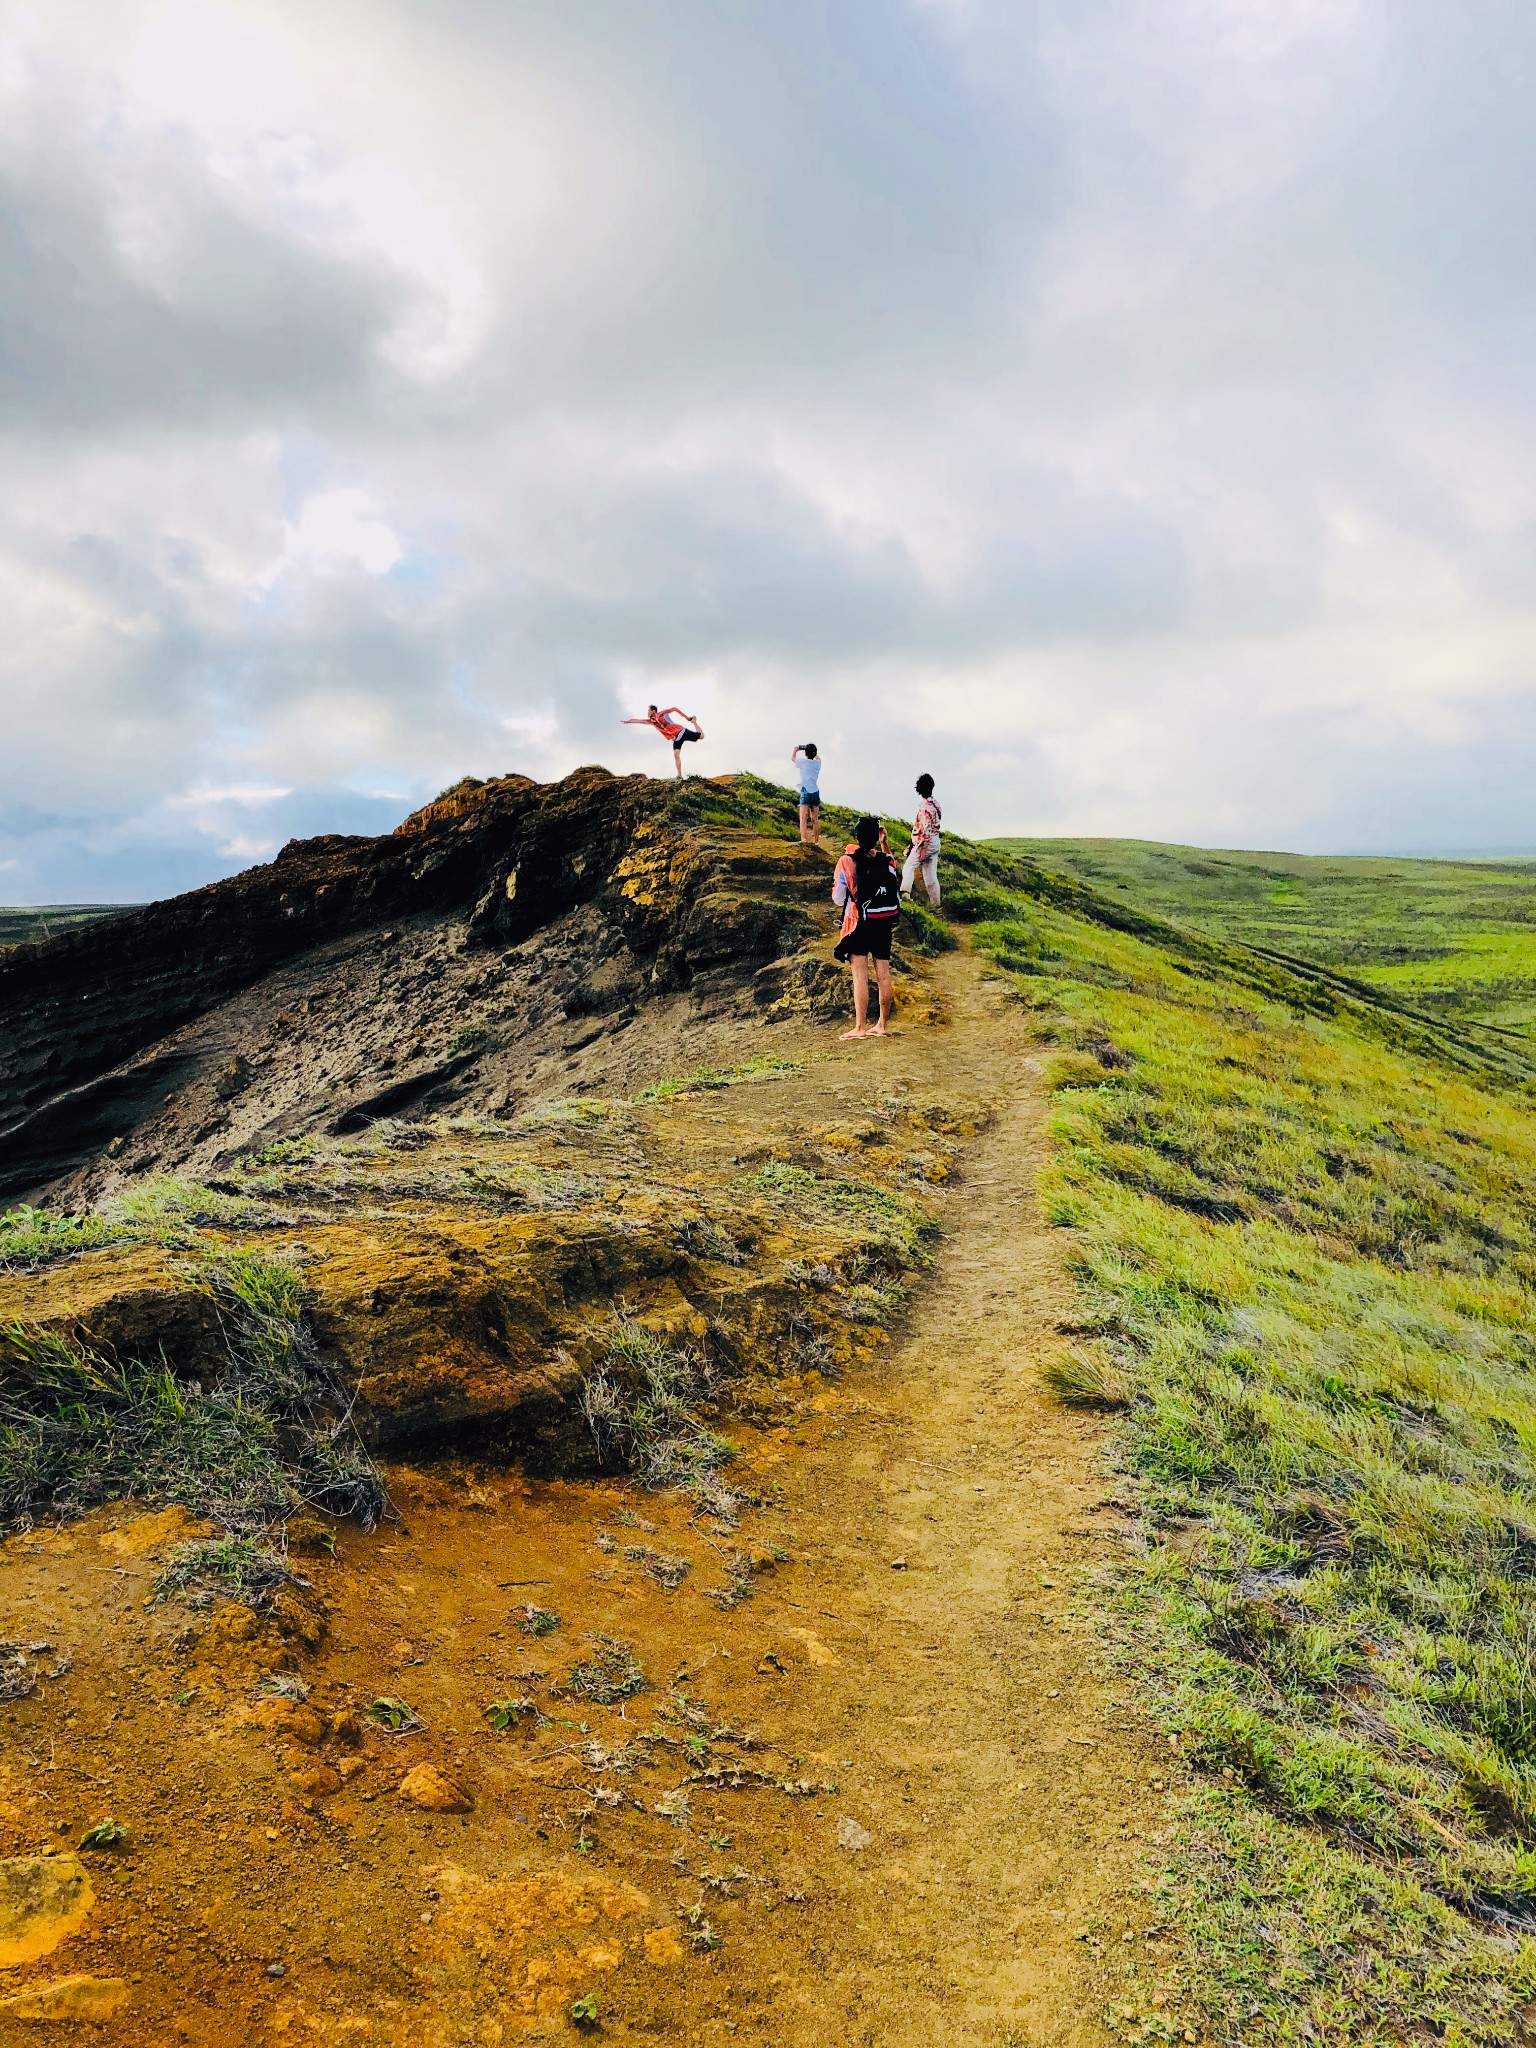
{"left": 853, "top": 848, "right": 901, "bottom": 922}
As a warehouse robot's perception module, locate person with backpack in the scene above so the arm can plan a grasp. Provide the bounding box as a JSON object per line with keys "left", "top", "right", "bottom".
{"left": 901, "top": 773, "right": 942, "bottom": 906}
{"left": 622, "top": 704, "right": 705, "bottom": 777}
{"left": 791, "top": 742, "right": 822, "bottom": 843}
{"left": 832, "top": 815, "right": 902, "bottom": 1040}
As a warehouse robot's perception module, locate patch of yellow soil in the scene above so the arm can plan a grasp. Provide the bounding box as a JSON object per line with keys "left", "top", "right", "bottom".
{"left": 0, "top": 954, "right": 1172, "bottom": 2046}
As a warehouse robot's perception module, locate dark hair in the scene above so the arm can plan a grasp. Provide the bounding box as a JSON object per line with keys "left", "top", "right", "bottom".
{"left": 803, "top": 742, "right": 818, "bottom": 759}
{"left": 915, "top": 773, "right": 935, "bottom": 798}
{"left": 855, "top": 815, "right": 882, "bottom": 852}
{"left": 648, "top": 703, "right": 658, "bottom": 713}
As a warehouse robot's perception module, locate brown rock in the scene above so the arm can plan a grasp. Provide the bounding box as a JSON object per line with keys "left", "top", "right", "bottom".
{"left": 329, "top": 1711, "right": 364, "bottom": 1747}
{"left": 289, "top": 1764, "right": 342, "bottom": 1798}
{"left": 266, "top": 1588, "right": 326, "bottom": 1649}
{"left": 0, "top": 1974, "right": 130, "bottom": 2020}
{"left": 336, "top": 1756, "right": 368, "bottom": 1782}
{"left": 397, "top": 1764, "right": 473, "bottom": 1813}
{"left": 244, "top": 1698, "right": 326, "bottom": 1747}
{"left": 203, "top": 1605, "right": 261, "bottom": 1655}
{"left": 0, "top": 1855, "right": 95, "bottom": 1968}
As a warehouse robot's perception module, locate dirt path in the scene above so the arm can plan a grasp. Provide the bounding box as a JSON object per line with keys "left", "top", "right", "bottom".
{"left": 718, "top": 953, "right": 1163, "bottom": 2046}
{"left": 0, "top": 952, "right": 1168, "bottom": 2047}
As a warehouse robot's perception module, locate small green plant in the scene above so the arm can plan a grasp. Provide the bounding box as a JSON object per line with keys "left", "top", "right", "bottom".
{"left": 78, "top": 1820, "right": 127, "bottom": 1850}
{"left": 483, "top": 1697, "right": 537, "bottom": 1730}
{"left": 569, "top": 1994, "right": 600, "bottom": 2029}
{"left": 517, "top": 1604, "right": 561, "bottom": 1636}
{"left": 0, "top": 1205, "right": 117, "bottom": 1271}
{"left": 681, "top": 1905, "right": 721, "bottom": 1952}
{"left": 366, "top": 1696, "right": 422, "bottom": 1733}
{"left": 449, "top": 1024, "right": 493, "bottom": 1056}
{"left": 563, "top": 1636, "right": 646, "bottom": 1705}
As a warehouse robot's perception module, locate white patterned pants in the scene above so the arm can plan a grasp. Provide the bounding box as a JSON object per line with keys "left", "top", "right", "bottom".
{"left": 901, "top": 848, "right": 940, "bottom": 905}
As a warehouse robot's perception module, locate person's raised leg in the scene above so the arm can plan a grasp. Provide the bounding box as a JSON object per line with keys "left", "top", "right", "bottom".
{"left": 839, "top": 955, "right": 871, "bottom": 1040}
{"left": 868, "top": 957, "right": 894, "bottom": 1035}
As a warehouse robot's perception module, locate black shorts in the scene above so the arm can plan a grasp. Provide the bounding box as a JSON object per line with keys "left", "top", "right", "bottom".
{"left": 672, "top": 728, "right": 701, "bottom": 750}
{"left": 797, "top": 789, "right": 820, "bottom": 812}
{"left": 842, "top": 918, "right": 894, "bottom": 961}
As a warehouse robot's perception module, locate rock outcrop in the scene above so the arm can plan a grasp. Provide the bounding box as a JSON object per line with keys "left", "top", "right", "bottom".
{"left": 0, "top": 771, "right": 843, "bottom": 1203}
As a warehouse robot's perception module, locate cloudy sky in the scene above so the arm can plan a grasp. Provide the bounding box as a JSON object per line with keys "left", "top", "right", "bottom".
{"left": 3, "top": 0, "right": 1535, "bottom": 901}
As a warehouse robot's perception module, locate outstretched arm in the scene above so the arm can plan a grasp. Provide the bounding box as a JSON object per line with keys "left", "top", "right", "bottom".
{"left": 621, "top": 717, "right": 650, "bottom": 726}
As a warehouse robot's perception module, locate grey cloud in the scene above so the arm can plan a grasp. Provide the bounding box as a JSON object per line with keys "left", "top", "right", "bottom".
{"left": 0, "top": 118, "right": 411, "bottom": 431}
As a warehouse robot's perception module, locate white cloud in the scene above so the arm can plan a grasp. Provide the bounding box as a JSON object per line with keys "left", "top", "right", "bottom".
{"left": 267, "top": 488, "right": 404, "bottom": 582}
{"left": 4, "top": 0, "right": 1536, "bottom": 899}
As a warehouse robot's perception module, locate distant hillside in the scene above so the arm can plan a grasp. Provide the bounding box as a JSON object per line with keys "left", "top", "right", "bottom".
{"left": 991, "top": 837, "right": 1536, "bottom": 1037}
{"left": 0, "top": 903, "right": 134, "bottom": 952}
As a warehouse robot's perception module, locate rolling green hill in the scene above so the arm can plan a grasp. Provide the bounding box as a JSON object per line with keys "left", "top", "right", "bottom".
{"left": 990, "top": 838, "right": 1536, "bottom": 1040}
{"left": 0, "top": 903, "right": 134, "bottom": 953}
{"left": 936, "top": 834, "right": 1536, "bottom": 2044}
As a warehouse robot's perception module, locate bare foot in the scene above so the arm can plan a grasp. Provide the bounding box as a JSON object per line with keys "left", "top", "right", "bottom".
{"left": 867, "top": 1022, "right": 889, "bottom": 1036}
{"left": 839, "top": 1026, "right": 869, "bottom": 1041}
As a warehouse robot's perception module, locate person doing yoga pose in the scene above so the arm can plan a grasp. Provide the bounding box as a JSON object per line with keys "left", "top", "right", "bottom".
{"left": 624, "top": 704, "right": 705, "bottom": 778}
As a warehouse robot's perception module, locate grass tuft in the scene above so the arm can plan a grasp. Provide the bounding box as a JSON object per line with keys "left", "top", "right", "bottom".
{"left": 1041, "top": 1350, "right": 1131, "bottom": 1410}
{"left": 580, "top": 1319, "right": 736, "bottom": 1500}
{"left": 0, "top": 1247, "right": 382, "bottom": 1533}
{"left": 152, "top": 1535, "right": 294, "bottom": 1608}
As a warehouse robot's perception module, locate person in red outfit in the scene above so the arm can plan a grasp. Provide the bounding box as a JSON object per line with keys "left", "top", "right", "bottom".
{"left": 623, "top": 704, "right": 705, "bottom": 777}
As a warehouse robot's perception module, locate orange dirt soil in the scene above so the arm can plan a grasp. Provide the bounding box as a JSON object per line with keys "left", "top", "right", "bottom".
{"left": 0, "top": 954, "right": 1178, "bottom": 2046}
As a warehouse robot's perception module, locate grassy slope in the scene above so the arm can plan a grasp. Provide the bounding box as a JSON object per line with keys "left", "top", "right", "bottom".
{"left": 0, "top": 903, "right": 135, "bottom": 951}
{"left": 991, "top": 838, "right": 1536, "bottom": 1040}
{"left": 936, "top": 839, "right": 1536, "bottom": 2045}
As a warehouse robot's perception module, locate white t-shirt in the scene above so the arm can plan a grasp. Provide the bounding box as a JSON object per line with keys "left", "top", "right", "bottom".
{"left": 798, "top": 756, "right": 822, "bottom": 795}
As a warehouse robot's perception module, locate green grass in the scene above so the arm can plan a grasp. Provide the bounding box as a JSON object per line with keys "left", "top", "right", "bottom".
{"left": 995, "top": 837, "right": 1536, "bottom": 1041}
{"left": 634, "top": 1054, "right": 799, "bottom": 1103}
{"left": 743, "top": 1159, "right": 938, "bottom": 1267}
{"left": 0, "top": 905, "right": 134, "bottom": 952}
{"left": 954, "top": 844, "right": 1536, "bottom": 2042}
{"left": 580, "top": 1318, "right": 736, "bottom": 1504}
{"left": 0, "top": 1246, "right": 382, "bottom": 1533}
{"left": 151, "top": 1535, "right": 295, "bottom": 1608}
{"left": 0, "top": 1176, "right": 272, "bottom": 1272}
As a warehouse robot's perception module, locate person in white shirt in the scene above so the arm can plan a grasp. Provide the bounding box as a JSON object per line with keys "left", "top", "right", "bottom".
{"left": 791, "top": 743, "right": 823, "bottom": 844}
{"left": 901, "top": 773, "right": 942, "bottom": 906}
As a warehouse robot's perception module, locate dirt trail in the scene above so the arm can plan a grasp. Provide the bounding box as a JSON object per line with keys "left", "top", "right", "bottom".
{"left": 0, "top": 951, "right": 1168, "bottom": 2047}
{"left": 725, "top": 952, "right": 1164, "bottom": 2046}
